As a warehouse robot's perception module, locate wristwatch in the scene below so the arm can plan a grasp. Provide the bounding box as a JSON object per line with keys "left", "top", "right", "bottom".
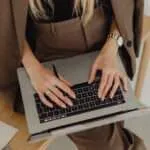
{"left": 107, "top": 33, "right": 124, "bottom": 47}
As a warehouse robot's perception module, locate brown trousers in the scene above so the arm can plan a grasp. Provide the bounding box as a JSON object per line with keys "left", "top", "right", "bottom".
{"left": 27, "top": 7, "right": 146, "bottom": 150}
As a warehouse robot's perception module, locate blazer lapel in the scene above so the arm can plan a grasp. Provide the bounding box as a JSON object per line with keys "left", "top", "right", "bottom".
{"left": 111, "top": 0, "right": 134, "bottom": 41}
{"left": 11, "top": 0, "right": 28, "bottom": 51}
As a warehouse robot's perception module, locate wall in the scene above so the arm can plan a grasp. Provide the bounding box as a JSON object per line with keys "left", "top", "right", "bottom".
{"left": 144, "top": 0, "right": 150, "bottom": 16}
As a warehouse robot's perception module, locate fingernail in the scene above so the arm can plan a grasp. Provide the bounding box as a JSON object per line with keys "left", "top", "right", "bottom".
{"left": 73, "top": 94, "right": 76, "bottom": 99}
{"left": 98, "top": 93, "right": 101, "bottom": 98}
{"left": 124, "top": 89, "right": 127, "bottom": 92}
{"left": 89, "top": 80, "right": 93, "bottom": 84}
{"left": 62, "top": 104, "right": 66, "bottom": 108}
{"left": 50, "top": 105, "right": 53, "bottom": 108}
{"left": 68, "top": 101, "right": 73, "bottom": 106}
{"left": 88, "top": 80, "right": 92, "bottom": 84}
{"left": 101, "top": 97, "right": 105, "bottom": 101}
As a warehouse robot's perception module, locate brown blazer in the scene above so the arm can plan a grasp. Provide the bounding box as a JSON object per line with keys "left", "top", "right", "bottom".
{"left": 0, "top": 0, "right": 144, "bottom": 89}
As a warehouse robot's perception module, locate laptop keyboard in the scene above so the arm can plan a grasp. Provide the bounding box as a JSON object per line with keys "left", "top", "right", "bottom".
{"left": 34, "top": 77, "right": 125, "bottom": 123}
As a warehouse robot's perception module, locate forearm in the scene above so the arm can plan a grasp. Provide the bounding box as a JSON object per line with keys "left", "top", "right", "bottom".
{"left": 110, "top": 20, "right": 120, "bottom": 35}
{"left": 22, "top": 40, "right": 41, "bottom": 73}
{"left": 101, "top": 20, "right": 120, "bottom": 56}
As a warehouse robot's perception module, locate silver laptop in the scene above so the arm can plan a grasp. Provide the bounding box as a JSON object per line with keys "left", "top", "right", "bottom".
{"left": 17, "top": 50, "right": 150, "bottom": 143}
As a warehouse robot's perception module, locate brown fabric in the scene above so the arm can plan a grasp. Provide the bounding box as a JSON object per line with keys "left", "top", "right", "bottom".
{"left": 120, "top": 128, "right": 147, "bottom": 150}
{"left": 33, "top": 7, "right": 110, "bottom": 62}
{"left": 69, "top": 123, "right": 146, "bottom": 150}
{"left": 0, "top": 0, "right": 28, "bottom": 89}
{"left": 68, "top": 123, "right": 125, "bottom": 150}
{"left": 0, "top": 0, "right": 144, "bottom": 89}
{"left": 110, "top": 0, "right": 144, "bottom": 79}
{"left": 0, "top": 0, "right": 20, "bottom": 89}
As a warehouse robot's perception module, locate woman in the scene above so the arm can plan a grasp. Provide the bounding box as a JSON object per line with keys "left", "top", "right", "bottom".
{"left": 0, "top": 0, "right": 146, "bottom": 149}
{"left": 25, "top": 0, "right": 128, "bottom": 108}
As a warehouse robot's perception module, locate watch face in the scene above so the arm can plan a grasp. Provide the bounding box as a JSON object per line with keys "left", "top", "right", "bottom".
{"left": 118, "top": 37, "right": 124, "bottom": 46}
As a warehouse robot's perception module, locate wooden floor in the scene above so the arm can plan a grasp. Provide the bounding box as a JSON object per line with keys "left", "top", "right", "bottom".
{"left": 0, "top": 89, "right": 48, "bottom": 150}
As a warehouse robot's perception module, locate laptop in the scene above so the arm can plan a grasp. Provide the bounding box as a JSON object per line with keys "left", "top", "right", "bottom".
{"left": 17, "top": 50, "right": 150, "bottom": 143}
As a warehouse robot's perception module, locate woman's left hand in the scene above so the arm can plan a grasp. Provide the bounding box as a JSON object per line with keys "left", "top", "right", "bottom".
{"left": 88, "top": 40, "right": 128, "bottom": 100}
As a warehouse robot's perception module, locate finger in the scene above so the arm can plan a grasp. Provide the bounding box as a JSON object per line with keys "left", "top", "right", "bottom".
{"left": 57, "top": 80, "right": 76, "bottom": 99}
{"left": 119, "top": 74, "right": 128, "bottom": 92}
{"left": 38, "top": 92, "right": 53, "bottom": 108}
{"left": 50, "top": 86, "right": 73, "bottom": 106}
{"left": 101, "top": 74, "right": 114, "bottom": 100}
{"left": 109, "top": 76, "right": 120, "bottom": 98}
{"left": 45, "top": 90, "right": 67, "bottom": 108}
{"left": 59, "top": 75, "right": 72, "bottom": 87}
{"left": 98, "top": 71, "right": 109, "bottom": 99}
{"left": 61, "top": 96, "right": 73, "bottom": 107}
{"left": 88, "top": 64, "right": 97, "bottom": 84}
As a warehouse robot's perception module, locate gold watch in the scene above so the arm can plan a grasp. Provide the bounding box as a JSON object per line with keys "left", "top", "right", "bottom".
{"left": 107, "top": 33, "right": 124, "bottom": 47}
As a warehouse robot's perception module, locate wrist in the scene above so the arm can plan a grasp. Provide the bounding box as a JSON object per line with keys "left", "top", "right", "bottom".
{"left": 107, "top": 37, "right": 118, "bottom": 49}
{"left": 22, "top": 50, "right": 41, "bottom": 74}
{"left": 101, "top": 38, "right": 118, "bottom": 56}
{"left": 107, "top": 32, "right": 124, "bottom": 48}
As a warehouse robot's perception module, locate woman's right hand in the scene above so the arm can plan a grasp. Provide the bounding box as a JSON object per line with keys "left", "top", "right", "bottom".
{"left": 26, "top": 63, "right": 76, "bottom": 108}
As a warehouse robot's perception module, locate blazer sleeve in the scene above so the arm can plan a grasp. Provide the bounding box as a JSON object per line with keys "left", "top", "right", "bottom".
{"left": 134, "top": 0, "right": 144, "bottom": 57}
{"left": 110, "top": 0, "right": 144, "bottom": 80}
{"left": 0, "top": 0, "right": 28, "bottom": 89}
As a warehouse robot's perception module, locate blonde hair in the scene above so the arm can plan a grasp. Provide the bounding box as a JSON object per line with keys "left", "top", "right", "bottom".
{"left": 29, "top": 0, "right": 95, "bottom": 25}
{"left": 74, "top": 0, "right": 95, "bottom": 24}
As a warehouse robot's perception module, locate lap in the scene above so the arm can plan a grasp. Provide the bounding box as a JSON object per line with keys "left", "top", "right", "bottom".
{"left": 68, "top": 123, "right": 125, "bottom": 150}
{"left": 68, "top": 122, "right": 146, "bottom": 150}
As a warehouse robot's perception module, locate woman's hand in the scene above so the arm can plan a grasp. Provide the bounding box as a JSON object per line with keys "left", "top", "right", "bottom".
{"left": 22, "top": 40, "right": 76, "bottom": 108}
{"left": 88, "top": 39, "right": 128, "bottom": 100}
{"left": 26, "top": 63, "right": 76, "bottom": 108}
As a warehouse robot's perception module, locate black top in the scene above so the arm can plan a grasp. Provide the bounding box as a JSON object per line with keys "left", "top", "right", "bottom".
{"left": 29, "top": 0, "right": 112, "bottom": 22}
{"left": 53, "top": 0, "right": 75, "bottom": 22}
